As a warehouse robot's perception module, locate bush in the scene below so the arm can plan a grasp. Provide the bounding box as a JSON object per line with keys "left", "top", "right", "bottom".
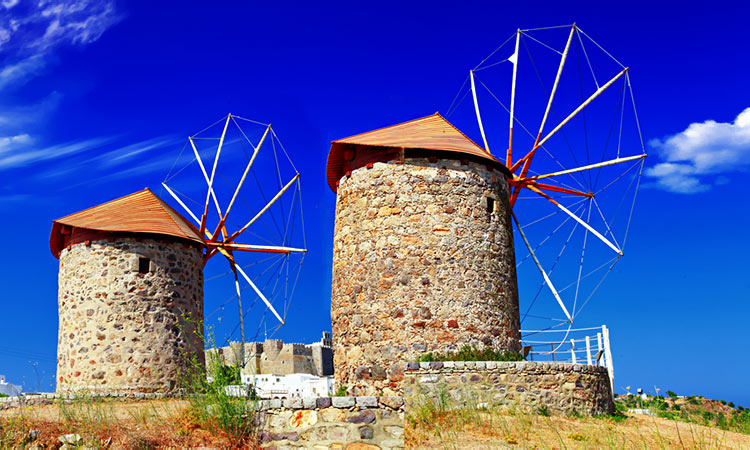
{"left": 666, "top": 390, "right": 678, "bottom": 398}
{"left": 179, "top": 325, "right": 258, "bottom": 447}
{"left": 417, "top": 345, "right": 523, "bottom": 362}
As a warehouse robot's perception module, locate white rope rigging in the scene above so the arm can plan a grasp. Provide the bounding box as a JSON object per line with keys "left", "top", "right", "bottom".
{"left": 473, "top": 32, "right": 517, "bottom": 71}
{"left": 521, "top": 31, "right": 563, "bottom": 55}
{"left": 576, "top": 27, "right": 626, "bottom": 69}
{"left": 520, "top": 206, "right": 582, "bottom": 323}
{"left": 520, "top": 24, "right": 575, "bottom": 32}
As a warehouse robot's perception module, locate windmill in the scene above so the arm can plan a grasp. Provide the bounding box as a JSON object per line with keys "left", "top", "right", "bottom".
{"left": 160, "top": 114, "right": 307, "bottom": 366}
{"left": 446, "top": 24, "right": 646, "bottom": 343}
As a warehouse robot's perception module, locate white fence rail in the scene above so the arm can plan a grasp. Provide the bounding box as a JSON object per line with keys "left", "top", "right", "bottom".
{"left": 520, "top": 324, "right": 614, "bottom": 392}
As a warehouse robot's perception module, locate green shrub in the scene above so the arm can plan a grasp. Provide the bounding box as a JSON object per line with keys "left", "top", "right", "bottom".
{"left": 179, "top": 325, "right": 257, "bottom": 447}
{"left": 666, "top": 390, "right": 677, "bottom": 398}
{"left": 417, "top": 345, "right": 523, "bottom": 362}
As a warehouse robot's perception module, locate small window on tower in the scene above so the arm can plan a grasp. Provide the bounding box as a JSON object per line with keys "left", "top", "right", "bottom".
{"left": 138, "top": 257, "right": 150, "bottom": 274}
{"left": 486, "top": 197, "right": 495, "bottom": 215}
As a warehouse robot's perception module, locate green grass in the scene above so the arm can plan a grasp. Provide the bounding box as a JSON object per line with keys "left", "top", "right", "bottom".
{"left": 417, "top": 344, "right": 523, "bottom": 362}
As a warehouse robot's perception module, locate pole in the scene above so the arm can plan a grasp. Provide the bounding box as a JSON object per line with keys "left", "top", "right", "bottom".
{"left": 570, "top": 339, "right": 577, "bottom": 364}
{"left": 603, "top": 325, "right": 614, "bottom": 395}
{"left": 585, "top": 335, "right": 592, "bottom": 365}
{"left": 470, "top": 71, "right": 491, "bottom": 154}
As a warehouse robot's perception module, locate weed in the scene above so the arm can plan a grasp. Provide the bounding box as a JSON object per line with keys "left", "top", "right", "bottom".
{"left": 417, "top": 344, "right": 523, "bottom": 362}
{"left": 334, "top": 384, "right": 347, "bottom": 397}
{"left": 568, "top": 431, "right": 586, "bottom": 441}
{"left": 56, "top": 389, "right": 115, "bottom": 443}
{"left": 179, "top": 327, "right": 258, "bottom": 447}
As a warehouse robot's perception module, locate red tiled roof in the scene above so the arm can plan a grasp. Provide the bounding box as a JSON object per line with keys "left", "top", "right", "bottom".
{"left": 326, "top": 113, "right": 503, "bottom": 192}
{"left": 50, "top": 188, "right": 204, "bottom": 257}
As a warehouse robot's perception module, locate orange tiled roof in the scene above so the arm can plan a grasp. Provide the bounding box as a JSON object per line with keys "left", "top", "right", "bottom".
{"left": 326, "top": 113, "right": 503, "bottom": 192}
{"left": 50, "top": 188, "right": 204, "bottom": 257}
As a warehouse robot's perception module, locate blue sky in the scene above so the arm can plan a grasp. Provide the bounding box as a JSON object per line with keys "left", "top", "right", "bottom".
{"left": 0, "top": 1, "right": 748, "bottom": 405}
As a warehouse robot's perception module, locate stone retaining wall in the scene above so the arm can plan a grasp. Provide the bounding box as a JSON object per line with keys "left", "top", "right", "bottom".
{"left": 404, "top": 361, "right": 613, "bottom": 416}
{"left": 0, "top": 392, "right": 172, "bottom": 410}
{"left": 255, "top": 396, "right": 404, "bottom": 449}
{"left": 1, "top": 394, "right": 406, "bottom": 448}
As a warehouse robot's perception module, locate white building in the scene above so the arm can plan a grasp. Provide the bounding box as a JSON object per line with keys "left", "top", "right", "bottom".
{"left": 0, "top": 375, "right": 22, "bottom": 397}
{"left": 241, "top": 373, "right": 334, "bottom": 399}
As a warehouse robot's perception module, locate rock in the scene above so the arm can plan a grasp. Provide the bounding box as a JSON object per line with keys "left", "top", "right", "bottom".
{"left": 359, "top": 425, "right": 374, "bottom": 439}
{"left": 59, "top": 434, "right": 82, "bottom": 445}
{"left": 384, "top": 425, "right": 404, "bottom": 439}
{"left": 332, "top": 397, "right": 355, "bottom": 408}
{"left": 290, "top": 410, "right": 318, "bottom": 428}
{"left": 356, "top": 396, "right": 378, "bottom": 408}
{"left": 387, "top": 362, "right": 404, "bottom": 382}
{"left": 346, "top": 409, "right": 376, "bottom": 424}
{"left": 302, "top": 396, "right": 317, "bottom": 409}
{"left": 346, "top": 443, "right": 380, "bottom": 450}
{"left": 316, "top": 397, "right": 332, "bottom": 409}
{"left": 379, "top": 396, "right": 404, "bottom": 409}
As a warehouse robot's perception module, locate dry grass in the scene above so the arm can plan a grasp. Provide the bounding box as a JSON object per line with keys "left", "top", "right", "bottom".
{"left": 0, "top": 398, "right": 255, "bottom": 448}
{"left": 406, "top": 408, "right": 750, "bottom": 449}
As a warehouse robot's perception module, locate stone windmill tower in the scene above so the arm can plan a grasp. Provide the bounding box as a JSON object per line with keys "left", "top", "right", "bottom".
{"left": 326, "top": 113, "right": 520, "bottom": 396}
{"left": 50, "top": 188, "right": 205, "bottom": 393}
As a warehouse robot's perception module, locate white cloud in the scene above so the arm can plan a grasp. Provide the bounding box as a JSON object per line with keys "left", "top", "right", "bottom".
{"left": 646, "top": 107, "right": 750, "bottom": 193}
{"left": 0, "top": 91, "right": 60, "bottom": 127}
{"left": 0, "top": 136, "right": 111, "bottom": 168}
{"left": 0, "top": 133, "right": 32, "bottom": 154}
{"left": 1, "top": 0, "right": 20, "bottom": 9}
{"left": 30, "top": 136, "right": 179, "bottom": 182}
{"left": 0, "top": 0, "right": 121, "bottom": 90}
{"left": 0, "top": 54, "right": 45, "bottom": 89}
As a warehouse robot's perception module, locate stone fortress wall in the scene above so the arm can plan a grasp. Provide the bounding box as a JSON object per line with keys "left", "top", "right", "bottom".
{"left": 331, "top": 158, "right": 521, "bottom": 396}
{"left": 208, "top": 332, "right": 334, "bottom": 377}
{"left": 56, "top": 237, "right": 204, "bottom": 393}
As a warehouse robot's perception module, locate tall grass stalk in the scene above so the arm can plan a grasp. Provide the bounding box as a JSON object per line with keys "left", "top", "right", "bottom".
{"left": 179, "top": 328, "right": 258, "bottom": 447}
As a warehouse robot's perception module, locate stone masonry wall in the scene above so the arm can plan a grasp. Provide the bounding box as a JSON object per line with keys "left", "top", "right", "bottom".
{"left": 404, "top": 361, "right": 614, "bottom": 416}
{"left": 57, "top": 237, "right": 204, "bottom": 393}
{"left": 0, "top": 394, "right": 405, "bottom": 448}
{"left": 255, "top": 396, "right": 404, "bottom": 449}
{"left": 331, "top": 159, "right": 520, "bottom": 396}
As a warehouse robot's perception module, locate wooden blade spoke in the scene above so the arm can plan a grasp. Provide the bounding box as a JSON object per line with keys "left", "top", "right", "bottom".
{"left": 521, "top": 154, "right": 646, "bottom": 182}
{"left": 235, "top": 264, "right": 285, "bottom": 325}
{"left": 225, "top": 173, "right": 300, "bottom": 245}
{"left": 206, "top": 242, "right": 306, "bottom": 254}
{"left": 527, "top": 185, "right": 623, "bottom": 256}
{"left": 511, "top": 210, "right": 573, "bottom": 322}
{"left": 515, "top": 180, "right": 592, "bottom": 198}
